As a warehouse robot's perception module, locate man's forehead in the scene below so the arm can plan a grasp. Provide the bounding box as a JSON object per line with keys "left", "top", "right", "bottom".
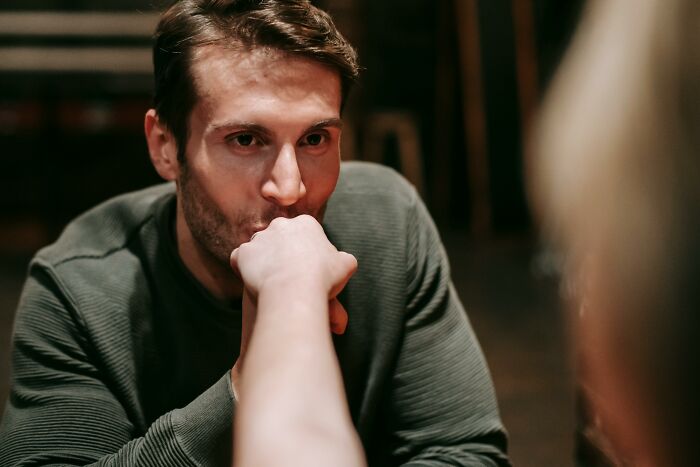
{"left": 189, "top": 44, "right": 342, "bottom": 114}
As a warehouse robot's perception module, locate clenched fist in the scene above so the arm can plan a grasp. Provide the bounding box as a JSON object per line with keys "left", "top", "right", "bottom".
{"left": 231, "top": 215, "right": 357, "bottom": 299}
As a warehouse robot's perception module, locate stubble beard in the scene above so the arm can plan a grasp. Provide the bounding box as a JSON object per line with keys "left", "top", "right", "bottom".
{"left": 178, "top": 162, "right": 328, "bottom": 268}
{"left": 178, "top": 162, "right": 245, "bottom": 267}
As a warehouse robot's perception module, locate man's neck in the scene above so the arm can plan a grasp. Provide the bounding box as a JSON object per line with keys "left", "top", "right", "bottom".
{"left": 174, "top": 206, "right": 244, "bottom": 302}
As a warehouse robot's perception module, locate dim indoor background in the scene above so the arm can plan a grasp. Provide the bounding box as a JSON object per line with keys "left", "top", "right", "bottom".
{"left": 0, "top": 1, "right": 585, "bottom": 466}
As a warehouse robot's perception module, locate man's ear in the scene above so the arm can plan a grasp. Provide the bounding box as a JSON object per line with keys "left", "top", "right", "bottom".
{"left": 145, "top": 109, "right": 179, "bottom": 181}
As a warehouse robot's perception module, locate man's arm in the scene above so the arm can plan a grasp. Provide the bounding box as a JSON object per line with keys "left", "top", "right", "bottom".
{"left": 389, "top": 192, "right": 511, "bottom": 467}
{"left": 0, "top": 266, "right": 233, "bottom": 466}
{"left": 230, "top": 215, "right": 366, "bottom": 467}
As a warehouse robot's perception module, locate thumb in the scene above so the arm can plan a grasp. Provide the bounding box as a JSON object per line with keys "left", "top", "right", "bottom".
{"left": 329, "top": 298, "right": 349, "bottom": 335}
{"left": 229, "top": 247, "right": 241, "bottom": 277}
{"left": 329, "top": 251, "right": 358, "bottom": 299}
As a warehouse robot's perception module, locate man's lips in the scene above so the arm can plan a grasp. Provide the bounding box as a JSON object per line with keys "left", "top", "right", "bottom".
{"left": 245, "top": 209, "right": 321, "bottom": 240}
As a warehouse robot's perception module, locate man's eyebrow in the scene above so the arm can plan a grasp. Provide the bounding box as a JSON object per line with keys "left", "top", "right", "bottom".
{"left": 208, "top": 121, "right": 272, "bottom": 136}
{"left": 305, "top": 118, "right": 343, "bottom": 132}
{"left": 207, "top": 118, "right": 342, "bottom": 136}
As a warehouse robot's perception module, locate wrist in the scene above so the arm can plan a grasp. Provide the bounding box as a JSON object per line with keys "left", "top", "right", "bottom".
{"left": 257, "top": 282, "right": 329, "bottom": 322}
{"left": 259, "top": 274, "right": 329, "bottom": 299}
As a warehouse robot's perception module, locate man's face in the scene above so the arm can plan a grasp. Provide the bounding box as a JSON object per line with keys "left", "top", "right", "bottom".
{"left": 177, "top": 46, "right": 343, "bottom": 265}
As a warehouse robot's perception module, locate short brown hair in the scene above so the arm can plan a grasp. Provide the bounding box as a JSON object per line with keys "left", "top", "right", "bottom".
{"left": 152, "top": 0, "right": 359, "bottom": 161}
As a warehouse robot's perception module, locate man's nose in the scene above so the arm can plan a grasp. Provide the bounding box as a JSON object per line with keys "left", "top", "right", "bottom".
{"left": 261, "top": 143, "right": 307, "bottom": 206}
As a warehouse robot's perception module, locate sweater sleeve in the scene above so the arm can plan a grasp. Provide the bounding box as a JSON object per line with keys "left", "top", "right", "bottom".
{"left": 388, "top": 192, "right": 511, "bottom": 467}
{"left": 0, "top": 267, "right": 235, "bottom": 467}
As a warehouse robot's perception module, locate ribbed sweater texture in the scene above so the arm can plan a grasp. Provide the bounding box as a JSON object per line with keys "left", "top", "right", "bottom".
{"left": 0, "top": 162, "right": 510, "bottom": 466}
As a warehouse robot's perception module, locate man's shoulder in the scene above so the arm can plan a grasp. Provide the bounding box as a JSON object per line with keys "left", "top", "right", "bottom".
{"left": 35, "top": 183, "right": 175, "bottom": 267}
{"left": 334, "top": 161, "right": 417, "bottom": 206}
{"left": 325, "top": 162, "right": 423, "bottom": 244}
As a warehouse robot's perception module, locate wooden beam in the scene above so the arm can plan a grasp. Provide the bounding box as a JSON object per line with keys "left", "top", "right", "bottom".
{"left": 512, "top": 0, "right": 539, "bottom": 146}
{"left": 455, "top": 0, "right": 491, "bottom": 237}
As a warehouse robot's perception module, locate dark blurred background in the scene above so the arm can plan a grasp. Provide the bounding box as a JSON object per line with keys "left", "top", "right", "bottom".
{"left": 0, "top": 1, "right": 585, "bottom": 465}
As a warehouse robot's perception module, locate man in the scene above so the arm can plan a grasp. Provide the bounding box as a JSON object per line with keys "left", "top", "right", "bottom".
{"left": 0, "top": 1, "right": 510, "bottom": 465}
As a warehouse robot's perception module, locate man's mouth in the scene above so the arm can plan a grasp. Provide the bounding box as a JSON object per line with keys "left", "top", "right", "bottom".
{"left": 246, "top": 205, "right": 323, "bottom": 239}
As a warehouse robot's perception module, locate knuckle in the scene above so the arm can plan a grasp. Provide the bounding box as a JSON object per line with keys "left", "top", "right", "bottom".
{"left": 297, "top": 214, "right": 315, "bottom": 225}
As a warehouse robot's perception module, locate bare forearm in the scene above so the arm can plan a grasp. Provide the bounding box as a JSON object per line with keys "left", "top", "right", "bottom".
{"left": 242, "top": 286, "right": 345, "bottom": 419}
{"left": 230, "top": 216, "right": 363, "bottom": 466}
{"left": 235, "top": 285, "right": 365, "bottom": 467}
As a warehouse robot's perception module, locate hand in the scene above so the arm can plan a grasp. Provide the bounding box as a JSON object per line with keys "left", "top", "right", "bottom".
{"left": 230, "top": 216, "right": 356, "bottom": 395}
{"left": 230, "top": 215, "right": 357, "bottom": 334}
{"left": 230, "top": 215, "right": 357, "bottom": 297}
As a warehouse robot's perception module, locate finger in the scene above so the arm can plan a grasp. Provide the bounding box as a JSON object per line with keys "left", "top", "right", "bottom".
{"left": 229, "top": 247, "right": 243, "bottom": 278}
{"left": 329, "top": 298, "right": 348, "bottom": 335}
{"left": 338, "top": 251, "right": 358, "bottom": 271}
{"left": 329, "top": 252, "right": 358, "bottom": 299}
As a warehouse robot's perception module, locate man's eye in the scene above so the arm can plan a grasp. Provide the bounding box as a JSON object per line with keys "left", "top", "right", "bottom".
{"left": 227, "top": 133, "right": 263, "bottom": 148}
{"left": 233, "top": 134, "right": 256, "bottom": 146}
{"left": 304, "top": 133, "right": 325, "bottom": 146}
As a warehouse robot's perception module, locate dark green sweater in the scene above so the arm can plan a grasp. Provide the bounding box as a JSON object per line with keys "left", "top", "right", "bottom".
{"left": 0, "top": 162, "right": 509, "bottom": 466}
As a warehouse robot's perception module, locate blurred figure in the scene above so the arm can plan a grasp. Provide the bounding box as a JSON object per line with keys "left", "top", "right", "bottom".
{"left": 532, "top": 0, "right": 700, "bottom": 465}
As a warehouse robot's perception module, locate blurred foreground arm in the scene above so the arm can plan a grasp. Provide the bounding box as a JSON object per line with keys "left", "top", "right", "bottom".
{"left": 230, "top": 215, "right": 366, "bottom": 467}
